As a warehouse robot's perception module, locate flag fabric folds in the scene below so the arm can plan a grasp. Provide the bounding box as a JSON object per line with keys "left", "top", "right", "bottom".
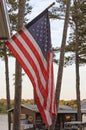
{"left": 5, "top": 9, "right": 56, "bottom": 126}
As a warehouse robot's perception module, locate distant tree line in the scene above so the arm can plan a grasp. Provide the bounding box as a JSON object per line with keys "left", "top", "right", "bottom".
{"left": 0, "top": 98, "right": 34, "bottom": 113}
{"left": 0, "top": 98, "right": 85, "bottom": 113}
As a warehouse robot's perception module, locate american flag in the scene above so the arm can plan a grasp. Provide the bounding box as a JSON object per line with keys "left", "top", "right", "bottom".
{"left": 6, "top": 9, "right": 56, "bottom": 126}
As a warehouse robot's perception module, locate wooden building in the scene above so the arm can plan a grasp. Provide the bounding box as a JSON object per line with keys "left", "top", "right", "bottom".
{"left": 8, "top": 104, "right": 86, "bottom": 130}
{"left": 8, "top": 104, "right": 45, "bottom": 130}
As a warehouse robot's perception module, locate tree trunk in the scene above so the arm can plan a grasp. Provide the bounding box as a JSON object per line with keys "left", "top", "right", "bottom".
{"left": 13, "top": 1, "right": 26, "bottom": 130}
{"left": 48, "top": 0, "right": 70, "bottom": 130}
{"left": 75, "top": 24, "right": 82, "bottom": 121}
{"left": 74, "top": 0, "right": 82, "bottom": 121}
{"left": 4, "top": 45, "right": 11, "bottom": 130}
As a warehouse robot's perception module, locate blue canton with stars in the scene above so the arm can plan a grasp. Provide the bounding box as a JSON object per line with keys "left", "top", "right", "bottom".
{"left": 26, "top": 11, "right": 52, "bottom": 59}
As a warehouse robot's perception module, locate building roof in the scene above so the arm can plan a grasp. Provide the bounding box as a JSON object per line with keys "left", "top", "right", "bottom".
{"left": 22, "top": 104, "right": 77, "bottom": 113}
{"left": 8, "top": 104, "right": 77, "bottom": 114}
{"left": 58, "top": 105, "right": 77, "bottom": 114}
{"left": 81, "top": 99, "right": 86, "bottom": 110}
{"left": 8, "top": 104, "right": 86, "bottom": 114}
{"left": 21, "top": 104, "right": 39, "bottom": 112}
{"left": 58, "top": 105, "right": 73, "bottom": 110}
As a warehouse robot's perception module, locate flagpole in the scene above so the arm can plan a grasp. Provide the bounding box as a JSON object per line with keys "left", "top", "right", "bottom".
{"left": 26, "top": 2, "right": 55, "bottom": 28}
{"left": 46, "top": 2, "right": 55, "bottom": 10}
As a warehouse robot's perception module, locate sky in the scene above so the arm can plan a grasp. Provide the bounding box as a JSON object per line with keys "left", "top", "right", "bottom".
{"left": 0, "top": 0, "right": 86, "bottom": 100}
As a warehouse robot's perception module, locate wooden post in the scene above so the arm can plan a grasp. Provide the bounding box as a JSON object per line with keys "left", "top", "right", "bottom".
{"left": 13, "top": 1, "right": 26, "bottom": 130}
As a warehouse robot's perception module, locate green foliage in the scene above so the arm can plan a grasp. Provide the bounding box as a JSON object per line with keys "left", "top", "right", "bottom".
{"left": 53, "top": 0, "right": 86, "bottom": 66}
{"left": 0, "top": 103, "right": 3, "bottom": 113}
{"left": 21, "top": 99, "right": 34, "bottom": 105}
{"left": 0, "top": 98, "right": 82, "bottom": 113}
{"left": 49, "top": 0, "right": 67, "bottom": 20}
{"left": 59, "top": 99, "right": 78, "bottom": 108}
{"left": 0, "top": 98, "right": 34, "bottom": 113}
{"left": 0, "top": 99, "right": 7, "bottom": 113}
{"left": 65, "top": 0, "right": 86, "bottom": 66}
{"left": 0, "top": 42, "right": 4, "bottom": 58}
{"left": 7, "top": 0, "right": 32, "bottom": 34}
{"left": 0, "top": 0, "right": 32, "bottom": 58}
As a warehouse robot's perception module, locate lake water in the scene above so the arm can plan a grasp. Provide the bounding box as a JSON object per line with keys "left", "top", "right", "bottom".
{"left": 0, "top": 114, "right": 8, "bottom": 130}
{"left": 0, "top": 114, "right": 86, "bottom": 130}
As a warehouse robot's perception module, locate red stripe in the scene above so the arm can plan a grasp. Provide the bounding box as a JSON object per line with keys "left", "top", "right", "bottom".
{"left": 50, "top": 61, "right": 54, "bottom": 115}
{"left": 19, "top": 29, "right": 48, "bottom": 80}
{"left": 46, "top": 53, "right": 53, "bottom": 115}
{"left": 11, "top": 35, "right": 47, "bottom": 100}
{"left": 34, "top": 89, "right": 50, "bottom": 126}
{"left": 18, "top": 29, "right": 50, "bottom": 106}
{"left": 52, "top": 61, "right": 56, "bottom": 114}
{"left": 6, "top": 29, "right": 56, "bottom": 126}
{"left": 43, "top": 52, "right": 50, "bottom": 108}
{"left": 44, "top": 53, "right": 56, "bottom": 115}
{"left": 6, "top": 41, "right": 52, "bottom": 125}
{"left": 51, "top": 62, "right": 56, "bottom": 114}
{"left": 50, "top": 62, "right": 56, "bottom": 115}
{"left": 6, "top": 41, "right": 38, "bottom": 90}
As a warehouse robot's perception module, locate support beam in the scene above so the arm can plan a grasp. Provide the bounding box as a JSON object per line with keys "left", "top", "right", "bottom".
{"left": 0, "top": 0, "right": 10, "bottom": 40}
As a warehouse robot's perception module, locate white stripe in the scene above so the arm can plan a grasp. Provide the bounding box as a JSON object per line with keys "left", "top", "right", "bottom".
{"left": 44, "top": 109, "right": 52, "bottom": 125}
{"left": 46, "top": 54, "right": 52, "bottom": 111}
{"left": 21, "top": 27, "right": 56, "bottom": 114}
{"left": 52, "top": 73, "right": 56, "bottom": 113}
{"left": 9, "top": 38, "right": 44, "bottom": 106}
{"left": 46, "top": 54, "right": 56, "bottom": 114}
{"left": 16, "top": 32, "right": 46, "bottom": 88}
{"left": 22, "top": 26, "right": 47, "bottom": 69}
{"left": 50, "top": 58, "right": 56, "bottom": 114}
